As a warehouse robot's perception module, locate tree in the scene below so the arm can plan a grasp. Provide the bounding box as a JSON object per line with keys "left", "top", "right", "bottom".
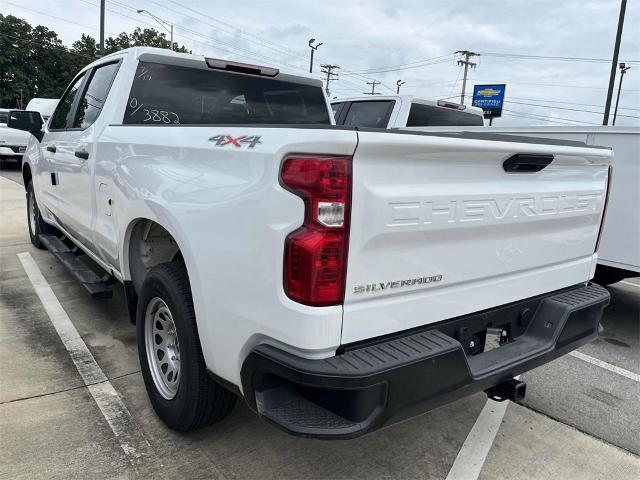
{"left": 105, "top": 27, "right": 189, "bottom": 54}
{"left": 0, "top": 14, "right": 189, "bottom": 108}
{"left": 0, "top": 14, "right": 35, "bottom": 107}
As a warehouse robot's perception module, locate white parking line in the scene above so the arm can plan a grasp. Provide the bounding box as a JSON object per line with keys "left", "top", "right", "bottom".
{"left": 445, "top": 397, "right": 509, "bottom": 480}
{"left": 18, "top": 252, "right": 153, "bottom": 464}
{"left": 620, "top": 280, "right": 640, "bottom": 289}
{"left": 569, "top": 350, "right": 640, "bottom": 382}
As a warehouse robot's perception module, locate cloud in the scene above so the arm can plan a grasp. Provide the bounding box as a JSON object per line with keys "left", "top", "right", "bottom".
{"left": 2, "top": 0, "right": 638, "bottom": 125}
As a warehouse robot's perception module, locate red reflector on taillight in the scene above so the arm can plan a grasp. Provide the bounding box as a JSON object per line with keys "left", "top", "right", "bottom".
{"left": 281, "top": 155, "right": 352, "bottom": 307}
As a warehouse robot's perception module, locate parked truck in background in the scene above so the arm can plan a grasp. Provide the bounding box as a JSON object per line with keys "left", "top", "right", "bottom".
{"left": 0, "top": 108, "right": 30, "bottom": 167}
{"left": 9, "top": 47, "right": 611, "bottom": 438}
{"left": 25, "top": 98, "right": 59, "bottom": 123}
{"left": 331, "top": 95, "right": 485, "bottom": 128}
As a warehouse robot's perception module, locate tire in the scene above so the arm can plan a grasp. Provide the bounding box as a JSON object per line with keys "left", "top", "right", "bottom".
{"left": 26, "top": 180, "right": 53, "bottom": 249}
{"left": 136, "top": 261, "right": 236, "bottom": 431}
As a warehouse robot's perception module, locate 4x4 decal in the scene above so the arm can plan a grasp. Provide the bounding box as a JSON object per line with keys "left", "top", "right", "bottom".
{"left": 209, "top": 135, "right": 262, "bottom": 148}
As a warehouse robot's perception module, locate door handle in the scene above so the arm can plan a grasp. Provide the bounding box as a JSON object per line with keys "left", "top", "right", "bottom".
{"left": 46, "top": 145, "right": 56, "bottom": 153}
{"left": 74, "top": 149, "right": 89, "bottom": 160}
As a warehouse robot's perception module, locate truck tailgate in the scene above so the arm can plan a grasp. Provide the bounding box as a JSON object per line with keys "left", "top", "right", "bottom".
{"left": 342, "top": 130, "right": 611, "bottom": 343}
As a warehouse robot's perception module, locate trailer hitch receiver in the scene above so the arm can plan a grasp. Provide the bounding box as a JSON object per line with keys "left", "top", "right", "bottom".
{"left": 485, "top": 378, "right": 526, "bottom": 402}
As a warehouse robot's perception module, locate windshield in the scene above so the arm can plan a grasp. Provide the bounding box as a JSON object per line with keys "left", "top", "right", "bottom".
{"left": 0, "top": 112, "right": 8, "bottom": 124}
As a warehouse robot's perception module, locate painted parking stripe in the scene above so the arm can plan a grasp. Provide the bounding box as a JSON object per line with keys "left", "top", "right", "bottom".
{"left": 569, "top": 350, "right": 639, "bottom": 382}
{"left": 446, "top": 375, "right": 522, "bottom": 480}
{"left": 445, "top": 397, "right": 509, "bottom": 480}
{"left": 18, "top": 252, "right": 153, "bottom": 464}
{"left": 620, "top": 280, "right": 639, "bottom": 289}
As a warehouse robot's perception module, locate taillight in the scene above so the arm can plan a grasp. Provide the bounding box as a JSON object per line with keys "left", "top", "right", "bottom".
{"left": 595, "top": 164, "right": 613, "bottom": 253}
{"left": 281, "top": 155, "right": 352, "bottom": 306}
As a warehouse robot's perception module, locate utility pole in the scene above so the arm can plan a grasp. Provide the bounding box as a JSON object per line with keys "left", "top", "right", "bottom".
{"left": 396, "top": 80, "right": 406, "bottom": 94}
{"left": 364, "top": 80, "right": 381, "bottom": 95}
{"left": 456, "top": 50, "right": 479, "bottom": 105}
{"left": 603, "top": 0, "right": 627, "bottom": 125}
{"left": 308, "top": 39, "right": 323, "bottom": 73}
{"left": 613, "top": 63, "right": 631, "bottom": 125}
{"left": 99, "top": 0, "right": 105, "bottom": 56}
{"left": 320, "top": 64, "right": 339, "bottom": 96}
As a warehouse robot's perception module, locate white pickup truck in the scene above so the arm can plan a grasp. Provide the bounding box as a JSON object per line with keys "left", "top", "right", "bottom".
{"left": 331, "top": 95, "right": 485, "bottom": 128}
{"left": 9, "top": 47, "right": 612, "bottom": 439}
{"left": 0, "top": 109, "right": 30, "bottom": 166}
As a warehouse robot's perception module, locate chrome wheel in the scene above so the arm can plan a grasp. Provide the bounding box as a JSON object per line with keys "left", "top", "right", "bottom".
{"left": 28, "top": 190, "right": 37, "bottom": 234}
{"left": 145, "top": 297, "right": 180, "bottom": 400}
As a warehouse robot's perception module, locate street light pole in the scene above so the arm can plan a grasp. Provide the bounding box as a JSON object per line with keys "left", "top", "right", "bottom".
{"left": 137, "top": 9, "right": 174, "bottom": 51}
{"left": 613, "top": 63, "right": 631, "bottom": 126}
{"left": 99, "top": 0, "right": 105, "bottom": 56}
{"left": 603, "top": 0, "right": 627, "bottom": 125}
{"left": 396, "top": 80, "right": 406, "bottom": 94}
{"left": 308, "top": 39, "right": 323, "bottom": 73}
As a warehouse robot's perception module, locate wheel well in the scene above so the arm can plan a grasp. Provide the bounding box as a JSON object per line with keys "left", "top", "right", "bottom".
{"left": 22, "top": 163, "right": 32, "bottom": 190}
{"left": 128, "top": 219, "right": 182, "bottom": 294}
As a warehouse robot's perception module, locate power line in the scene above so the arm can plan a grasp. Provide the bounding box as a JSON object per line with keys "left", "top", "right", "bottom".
{"left": 154, "top": 0, "right": 306, "bottom": 61}
{"left": 501, "top": 110, "right": 592, "bottom": 126}
{"left": 346, "top": 56, "right": 455, "bottom": 75}
{"left": 501, "top": 108, "right": 601, "bottom": 125}
{"left": 481, "top": 51, "right": 639, "bottom": 64}
{"left": 496, "top": 95, "right": 640, "bottom": 112}
{"left": 349, "top": 53, "right": 456, "bottom": 74}
{"left": 461, "top": 94, "right": 640, "bottom": 119}
{"left": 469, "top": 78, "right": 640, "bottom": 92}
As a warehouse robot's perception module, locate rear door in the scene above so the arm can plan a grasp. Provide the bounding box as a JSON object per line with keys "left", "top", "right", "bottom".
{"left": 342, "top": 130, "right": 611, "bottom": 343}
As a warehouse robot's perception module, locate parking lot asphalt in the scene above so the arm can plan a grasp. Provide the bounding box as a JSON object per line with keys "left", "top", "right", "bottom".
{"left": 1, "top": 166, "right": 639, "bottom": 480}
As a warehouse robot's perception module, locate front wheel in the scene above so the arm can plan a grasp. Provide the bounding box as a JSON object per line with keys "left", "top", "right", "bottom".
{"left": 26, "top": 180, "right": 53, "bottom": 249}
{"left": 136, "top": 261, "right": 236, "bottom": 431}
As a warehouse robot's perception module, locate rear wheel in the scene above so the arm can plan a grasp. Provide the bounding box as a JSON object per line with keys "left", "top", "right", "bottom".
{"left": 26, "top": 180, "right": 53, "bottom": 249}
{"left": 136, "top": 261, "right": 236, "bottom": 431}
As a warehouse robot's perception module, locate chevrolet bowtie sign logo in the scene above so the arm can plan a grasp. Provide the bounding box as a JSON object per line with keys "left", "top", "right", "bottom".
{"left": 472, "top": 84, "right": 506, "bottom": 119}
{"left": 477, "top": 88, "right": 501, "bottom": 97}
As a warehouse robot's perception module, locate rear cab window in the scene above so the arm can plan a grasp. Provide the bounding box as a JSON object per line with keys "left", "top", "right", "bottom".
{"left": 123, "top": 61, "right": 331, "bottom": 125}
{"left": 339, "top": 101, "right": 395, "bottom": 128}
{"left": 406, "top": 102, "right": 484, "bottom": 127}
{"left": 0, "top": 111, "right": 8, "bottom": 124}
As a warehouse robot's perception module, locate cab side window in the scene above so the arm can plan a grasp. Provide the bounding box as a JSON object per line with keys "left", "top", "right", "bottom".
{"left": 73, "top": 62, "right": 120, "bottom": 129}
{"left": 49, "top": 73, "right": 86, "bottom": 130}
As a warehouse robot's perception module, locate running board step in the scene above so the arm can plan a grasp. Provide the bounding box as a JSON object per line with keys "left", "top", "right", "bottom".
{"left": 39, "top": 234, "right": 113, "bottom": 299}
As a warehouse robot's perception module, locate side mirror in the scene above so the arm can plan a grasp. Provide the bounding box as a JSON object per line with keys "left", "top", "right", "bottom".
{"left": 7, "top": 110, "right": 44, "bottom": 142}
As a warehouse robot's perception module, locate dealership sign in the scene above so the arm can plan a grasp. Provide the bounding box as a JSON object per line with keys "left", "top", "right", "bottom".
{"left": 472, "top": 84, "right": 506, "bottom": 118}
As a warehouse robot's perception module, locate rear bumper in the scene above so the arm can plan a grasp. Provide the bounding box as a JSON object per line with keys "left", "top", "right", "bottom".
{"left": 241, "top": 283, "right": 610, "bottom": 439}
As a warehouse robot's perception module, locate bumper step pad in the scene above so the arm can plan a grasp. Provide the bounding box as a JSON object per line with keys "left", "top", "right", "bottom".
{"left": 39, "top": 234, "right": 113, "bottom": 299}
{"left": 242, "top": 283, "right": 610, "bottom": 439}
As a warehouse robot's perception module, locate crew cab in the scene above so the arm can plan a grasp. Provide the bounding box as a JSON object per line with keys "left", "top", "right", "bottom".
{"left": 331, "top": 95, "right": 485, "bottom": 128}
{"left": 9, "top": 47, "right": 611, "bottom": 439}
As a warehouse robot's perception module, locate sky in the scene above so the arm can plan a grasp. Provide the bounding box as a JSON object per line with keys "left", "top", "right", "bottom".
{"left": 2, "top": 0, "right": 639, "bottom": 126}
